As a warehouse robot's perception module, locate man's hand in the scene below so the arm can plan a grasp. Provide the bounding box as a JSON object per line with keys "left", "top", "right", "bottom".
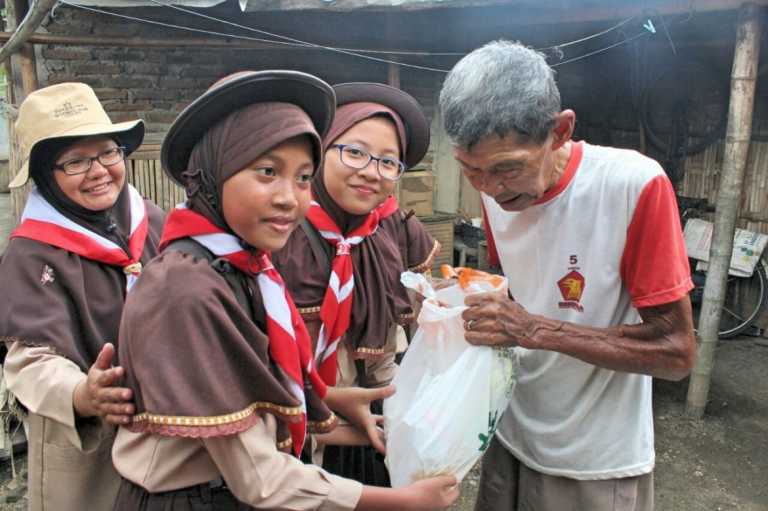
{"left": 462, "top": 292, "right": 696, "bottom": 381}
{"left": 324, "top": 385, "right": 396, "bottom": 455}
{"left": 461, "top": 291, "right": 536, "bottom": 347}
{"left": 73, "top": 343, "right": 134, "bottom": 424}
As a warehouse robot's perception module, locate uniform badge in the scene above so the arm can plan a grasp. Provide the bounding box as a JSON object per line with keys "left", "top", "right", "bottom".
{"left": 40, "top": 265, "right": 55, "bottom": 286}
{"left": 557, "top": 255, "right": 585, "bottom": 312}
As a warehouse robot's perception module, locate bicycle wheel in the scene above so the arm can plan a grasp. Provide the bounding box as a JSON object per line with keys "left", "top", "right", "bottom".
{"left": 690, "top": 258, "right": 768, "bottom": 338}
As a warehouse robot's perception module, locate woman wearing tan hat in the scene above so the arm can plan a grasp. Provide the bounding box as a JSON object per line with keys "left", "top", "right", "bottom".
{"left": 272, "top": 82, "right": 440, "bottom": 486}
{"left": 0, "top": 83, "right": 165, "bottom": 510}
{"left": 112, "top": 70, "right": 457, "bottom": 511}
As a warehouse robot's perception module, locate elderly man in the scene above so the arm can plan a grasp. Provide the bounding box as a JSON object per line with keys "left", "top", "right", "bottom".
{"left": 439, "top": 40, "right": 696, "bottom": 511}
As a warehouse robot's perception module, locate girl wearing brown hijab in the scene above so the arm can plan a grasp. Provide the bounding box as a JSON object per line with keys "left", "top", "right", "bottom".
{"left": 112, "top": 71, "right": 457, "bottom": 511}
{"left": 0, "top": 83, "right": 165, "bottom": 511}
{"left": 272, "top": 83, "right": 440, "bottom": 486}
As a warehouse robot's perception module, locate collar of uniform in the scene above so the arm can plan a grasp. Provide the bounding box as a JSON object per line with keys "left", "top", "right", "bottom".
{"left": 534, "top": 140, "right": 584, "bottom": 206}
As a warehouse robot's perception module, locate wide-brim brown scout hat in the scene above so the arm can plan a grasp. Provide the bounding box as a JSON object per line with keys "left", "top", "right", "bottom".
{"left": 333, "top": 82, "right": 430, "bottom": 168}
{"left": 10, "top": 82, "right": 144, "bottom": 188}
{"left": 162, "top": 70, "right": 336, "bottom": 186}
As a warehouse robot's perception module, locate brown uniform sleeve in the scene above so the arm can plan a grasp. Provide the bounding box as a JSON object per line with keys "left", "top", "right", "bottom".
{"left": 361, "top": 324, "right": 399, "bottom": 388}
{"left": 203, "top": 414, "right": 362, "bottom": 510}
{"left": 401, "top": 214, "right": 440, "bottom": 274}
{"left": 4, "top": 342, "right": 86, "bottom": 449}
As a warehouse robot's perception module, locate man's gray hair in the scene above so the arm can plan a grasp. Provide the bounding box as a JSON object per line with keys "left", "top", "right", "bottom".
{"left": 439, "top": 40, "right": 561, "bottom": 148}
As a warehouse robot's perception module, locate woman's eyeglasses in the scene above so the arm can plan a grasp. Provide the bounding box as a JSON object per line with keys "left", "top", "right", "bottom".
{"left": 331, "top": 144, "right": 406, "bottom": 181}
{"left": 53, "top": 146, "right": 127, "bottom": 176}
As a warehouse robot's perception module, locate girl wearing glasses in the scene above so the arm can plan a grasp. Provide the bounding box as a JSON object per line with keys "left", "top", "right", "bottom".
{"left": 273, "top": 82, "right": 440, "bottom": 486}
{"left": 0, "top": 83, "right": 165, "bottom": 511}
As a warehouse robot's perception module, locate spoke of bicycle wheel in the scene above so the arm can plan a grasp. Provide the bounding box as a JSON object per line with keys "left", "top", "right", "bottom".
{"left": 722, "top": 306, "right": 745, "bottom": 322}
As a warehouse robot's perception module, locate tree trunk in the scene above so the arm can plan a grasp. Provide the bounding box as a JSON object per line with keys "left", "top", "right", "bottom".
{"left": 685, "top": 2, "right": 763, "bottom": 418}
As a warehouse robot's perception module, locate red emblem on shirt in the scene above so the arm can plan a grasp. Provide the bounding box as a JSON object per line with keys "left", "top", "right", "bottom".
{"left": 558, "top": 270, "right": 585, "bottom": 312}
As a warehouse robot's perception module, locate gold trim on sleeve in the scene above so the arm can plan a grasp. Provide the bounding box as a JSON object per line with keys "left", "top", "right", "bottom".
{"left": 355, "top": 347, "right": 386, "bottom": 356}
{"left": 131, "top": 401, "right": 304, "bottom": 427}
{"left": 308, "top": 412, "right": 337, "bottom": 432}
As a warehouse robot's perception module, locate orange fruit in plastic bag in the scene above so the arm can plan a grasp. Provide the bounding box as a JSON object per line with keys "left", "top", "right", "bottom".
{"left": 440, "top": 264, "right": 459, "bottom": 279}
{"left": 440, "top": 265, "right": 504, "bottom": 290}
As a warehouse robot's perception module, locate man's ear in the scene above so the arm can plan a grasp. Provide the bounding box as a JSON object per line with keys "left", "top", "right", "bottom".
{"left": 551, "top": 110, "right": 576, "bottom": 150}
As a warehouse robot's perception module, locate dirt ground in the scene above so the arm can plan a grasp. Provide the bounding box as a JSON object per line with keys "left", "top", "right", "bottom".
{"left": 0, "top": 336, "right": 766, "bottom": 511}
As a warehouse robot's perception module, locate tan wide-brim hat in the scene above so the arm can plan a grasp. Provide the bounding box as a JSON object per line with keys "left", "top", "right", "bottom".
{"left": 9, "top": 82, "right": 144, "bottom": 188}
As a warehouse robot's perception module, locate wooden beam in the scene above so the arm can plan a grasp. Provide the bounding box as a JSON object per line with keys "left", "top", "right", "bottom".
{"left": 686, "top": 2, "right": 763, "bottom": 419}
{"left": 0, "top": 26, "right": 740, "bottom": 55}
{"left": 0, "top": 31, "right": 447, "bottom": 56}
{"left": 0, "top": 31, "right": 292, "bottom": 50}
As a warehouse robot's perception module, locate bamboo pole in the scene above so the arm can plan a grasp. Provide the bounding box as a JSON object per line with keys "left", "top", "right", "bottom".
{"left": 685, "top": 2, "right": 763, "bottom": 419}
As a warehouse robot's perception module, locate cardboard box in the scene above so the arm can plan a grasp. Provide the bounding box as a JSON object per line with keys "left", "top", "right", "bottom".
{"left": 396, "top": 170, "right": 434, "bottom": 217}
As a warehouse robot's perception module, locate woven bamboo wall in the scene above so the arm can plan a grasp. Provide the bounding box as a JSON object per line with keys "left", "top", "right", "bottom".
{"left": 126, "top": 157, "right": 184, "bottom": 211}
{"left": 125, "top": 136, "right": 184, "bottom": 212}
{"left": 680, "top": 140, "right": 768, "bottom": 235}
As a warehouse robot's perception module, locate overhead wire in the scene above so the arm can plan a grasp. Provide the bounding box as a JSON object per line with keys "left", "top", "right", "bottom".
{"left": 60, "top": 0, "right": 452, "bottom": 72}
{"left": 148, "top": 0, "right": 638, "bottom": 56}
{"left": 60, "top": 0, "right": 655, "bottom": 73}
{"left": 551, "top": 31, "right": 650, "bottom": 67}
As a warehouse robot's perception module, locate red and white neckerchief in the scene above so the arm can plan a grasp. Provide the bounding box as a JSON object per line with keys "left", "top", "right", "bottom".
{"left": 160, "top": 205, "right": 327, "bottom": 456}
{"left": 305, "top": 195, "right": 400, "bottom": 385}
{"left": 11, "top": 185, "right": 148, "bottom": 291}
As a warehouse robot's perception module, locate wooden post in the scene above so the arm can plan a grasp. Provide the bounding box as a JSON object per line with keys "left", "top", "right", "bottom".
{"left": 5, "top": 0, "right": 39, "bottom": 98}
{"left": 387, "top": 63, "right": 401, "bottom": 89}
{"left": 685, "top": 3, "right": 763, "bottom": 418}
{"left": 385, "top": 13, "right": 401, "bottom": 89}
{"left": 5, "top": 0, "right": 38, "bottom": 223}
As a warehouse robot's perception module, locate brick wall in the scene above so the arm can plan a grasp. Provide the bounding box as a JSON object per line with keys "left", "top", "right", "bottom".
{"left": 38, "top": 5, "right": 447, "bottom": 151}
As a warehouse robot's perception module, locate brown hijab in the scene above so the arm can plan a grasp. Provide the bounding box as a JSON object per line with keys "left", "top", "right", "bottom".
{"left": 273, "top": 102, "right": 436, "bottom": 358}
{"left": 0, "top": 140, "right": 165, "bottom": 371}
{"left": 119, "top": 102, "right": 335, "bottom": 445}
{"left": 182, "top": 102, "right": 322, "bottom": 230}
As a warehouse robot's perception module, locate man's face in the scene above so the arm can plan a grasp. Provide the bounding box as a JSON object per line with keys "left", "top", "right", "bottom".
{"left": 454, "top": 132, "right": 556, "bottom": 212}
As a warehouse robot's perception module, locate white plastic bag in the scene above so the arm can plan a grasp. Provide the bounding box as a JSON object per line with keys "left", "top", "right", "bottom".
{"left": 384, "top": 272, "right": 516, "bottom": 488}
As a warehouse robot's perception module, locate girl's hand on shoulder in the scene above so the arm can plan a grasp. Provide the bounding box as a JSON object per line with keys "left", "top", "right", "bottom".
{"left": 73, "top": 343, "right": 135, "bottom": 424}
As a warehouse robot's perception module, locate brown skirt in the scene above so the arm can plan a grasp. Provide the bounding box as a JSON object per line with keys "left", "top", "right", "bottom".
{"left": 113, "top": 478, "right": 254, "bottom": 511}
